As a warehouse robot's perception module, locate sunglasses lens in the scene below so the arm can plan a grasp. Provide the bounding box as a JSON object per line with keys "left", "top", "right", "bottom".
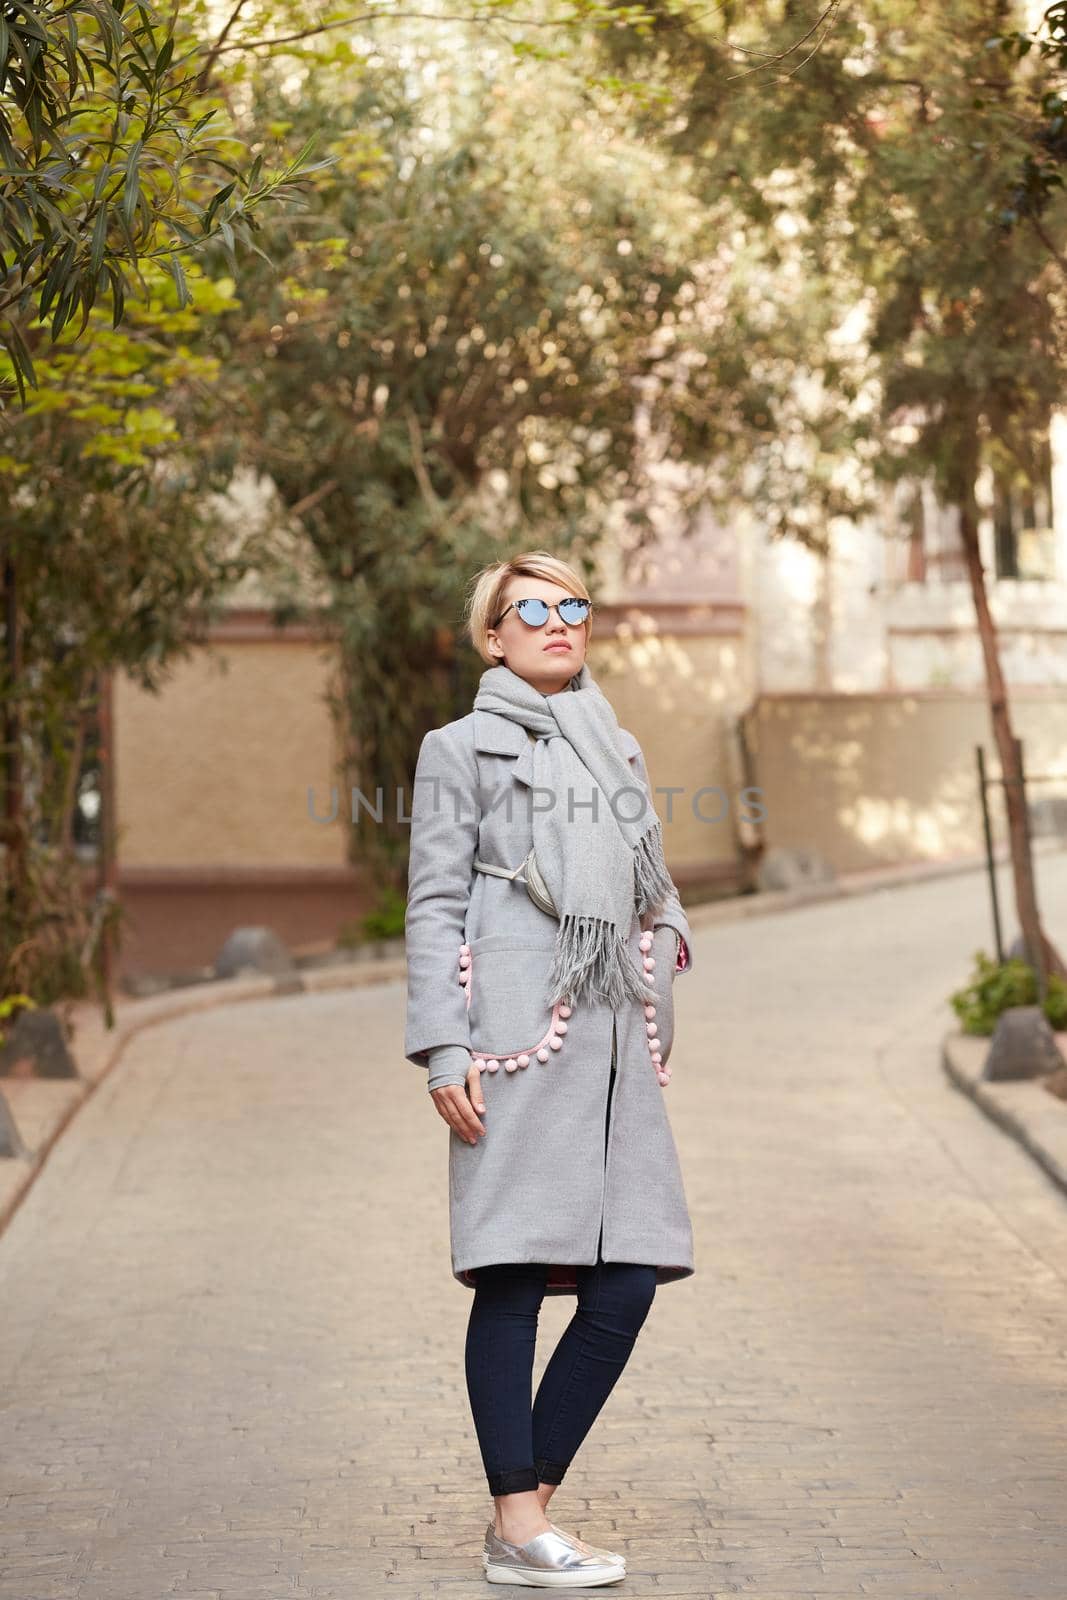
{"left": 510, "top": 597, "right": 590, "bottom": 626}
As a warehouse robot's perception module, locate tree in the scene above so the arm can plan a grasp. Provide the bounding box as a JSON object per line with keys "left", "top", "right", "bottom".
{"left": 987, "top": 1, "right": 1067, "bottom": 270}
{"left": 0, "top": 0, "right": 331, "bottom": 1001}
{"left": 0, "top": 0, "right": 331, "bottom": 400}
{"left": 600, "top": 0, "right": 1067, "bottom": 985}
{"left": 0, "top": 263, "right": 301, "bottom": 1002}
{"left": 0, "top": 0, "right": 681, "bottom": 996}
{"left": 203, "top": 36, "right": 725, "bottom": 882}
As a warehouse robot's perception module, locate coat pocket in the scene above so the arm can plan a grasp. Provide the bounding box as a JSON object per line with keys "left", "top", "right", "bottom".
{"left": 460, "top": 933, "right": 572, "bottom": 1070}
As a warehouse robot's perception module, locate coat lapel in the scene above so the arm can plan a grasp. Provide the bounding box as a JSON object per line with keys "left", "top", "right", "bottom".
{"left": 473, "top": 709, "right": 537, "bottom": 788}
{"left": 472, "top": 709, "right": 527, "bottom": 756}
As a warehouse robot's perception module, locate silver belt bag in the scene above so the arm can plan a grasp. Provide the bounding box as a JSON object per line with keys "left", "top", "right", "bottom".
{"left": 472, "top": 848, "right": 558, "bottom": 919}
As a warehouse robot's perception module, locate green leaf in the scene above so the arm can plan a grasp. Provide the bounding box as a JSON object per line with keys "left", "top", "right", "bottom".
{"left": 90, "top": 202, "right": 109, "bottom": 277}
{"left": 3, "top": 317, "right": 37, "bottom": 392}
{"left": 39, "top": 240, "right": 77, "bottom": 317}
{"left": 51, "top": 280, "right": 79, "bottom": 341}
{"left": 106, "top": 262, "right": 125, "bottom": 329}
{"left": 205, "top": 181, "right": 236, "bottom": 227}
{"left": 122, "top": 137, "right": 143, "bottom": 227}
{"left": 166, "top": 252, "right": 189, "bottom": 309}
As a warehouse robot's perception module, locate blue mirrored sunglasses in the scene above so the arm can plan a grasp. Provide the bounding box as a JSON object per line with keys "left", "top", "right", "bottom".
{"left": 493, "top": 596, "right": 592, "bottom": 629}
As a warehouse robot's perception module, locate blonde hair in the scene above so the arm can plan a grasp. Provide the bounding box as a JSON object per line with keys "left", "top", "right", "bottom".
{"left": 465, "top": 550, "right": 593, "bottom": 666}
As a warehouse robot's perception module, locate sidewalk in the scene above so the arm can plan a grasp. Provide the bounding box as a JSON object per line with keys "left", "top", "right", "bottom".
{"left": 1, "top": 854, "right": 1066, "bottom": 1594}
{"left": 5, "top": 837, "right": 1059, "bottom": 1237}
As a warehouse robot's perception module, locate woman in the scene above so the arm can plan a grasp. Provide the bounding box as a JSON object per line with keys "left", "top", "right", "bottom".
{"left": 403, "top": 551, "right": 695, "bottom": 1588}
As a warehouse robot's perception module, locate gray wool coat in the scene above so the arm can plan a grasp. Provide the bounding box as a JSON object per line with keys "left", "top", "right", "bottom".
{"left": 403, "top": 707, "right": 696, "bottom": 1295}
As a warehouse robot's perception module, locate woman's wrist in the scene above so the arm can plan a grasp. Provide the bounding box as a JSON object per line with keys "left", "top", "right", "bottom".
{"left": 426, "top": 1043, "right": 473, "bottom": 1092}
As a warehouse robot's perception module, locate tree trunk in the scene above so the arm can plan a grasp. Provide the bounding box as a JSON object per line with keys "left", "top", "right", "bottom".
{"left": 94, "top": 668, "right": 118, "bottom": 1011}
{"left": 2, "top": 546, "right": 28, "bottom": 955}
{"left": 957, "top": 476, "right": 1067, "bottom": 991}
{"left": 57, "top": 674, "right": 93, "bottom": 854}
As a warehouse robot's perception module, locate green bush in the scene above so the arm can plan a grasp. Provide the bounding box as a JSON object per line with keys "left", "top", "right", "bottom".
{"left": 950, "top": 949, "right": 1067, "bottom": 1036}
{"left": 337, "top": 886, "right": 408, "bottom": 948}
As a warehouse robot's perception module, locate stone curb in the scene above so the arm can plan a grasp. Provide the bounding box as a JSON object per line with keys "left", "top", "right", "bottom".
{"left": 1, "top": 837, "right": 1064, "bottom": 1238}
{"left": 941, "top": 1031, "right": 1067, "bottom": 1199}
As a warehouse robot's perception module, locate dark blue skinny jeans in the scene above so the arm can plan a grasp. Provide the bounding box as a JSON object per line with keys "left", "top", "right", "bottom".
{"left": 464, "top": 1252, "right": 658, "bottom": 1496}
{"left": 465, "top": 1044, "right": 658, "bottom": 1496}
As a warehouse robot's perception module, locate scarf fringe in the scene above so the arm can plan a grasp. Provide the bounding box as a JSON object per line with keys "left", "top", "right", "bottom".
{"left": 633, "top": 823, "right": 676, "bottom": 918}
{"left": 548, "top": 913, "right": 654, "bottom": 1009}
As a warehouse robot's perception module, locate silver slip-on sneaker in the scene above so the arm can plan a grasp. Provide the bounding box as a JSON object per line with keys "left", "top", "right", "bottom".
{"left": 483, "top": 1521, "right": 625, "bottom": 1571}
{"left": 549, "top": 1522, "right": 625, "bottom": 1568}
{"left": 482, "top": 1523, "right": 625, "bottom": 1587}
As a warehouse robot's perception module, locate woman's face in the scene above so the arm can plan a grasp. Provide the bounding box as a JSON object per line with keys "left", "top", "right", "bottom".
{"left": 486, "top": 577, "right": 589, "bottom": 695}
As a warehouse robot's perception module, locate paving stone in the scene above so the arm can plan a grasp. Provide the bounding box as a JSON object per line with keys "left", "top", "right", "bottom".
{"left": 1, "top": 859, "right": 1067, "bottom": 1597}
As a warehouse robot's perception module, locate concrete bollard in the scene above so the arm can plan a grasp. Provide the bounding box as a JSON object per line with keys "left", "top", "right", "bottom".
{"left": 983, "top": 1004, "right": 1065, "bottom": 1082}
{"left": 0, "top": 1009, "right": 78, "bottom": 1080}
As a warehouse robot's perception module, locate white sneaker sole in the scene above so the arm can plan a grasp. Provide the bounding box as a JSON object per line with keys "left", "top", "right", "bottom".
{"left": 483, "top": 1557, "right": 626, "bottom": 1587}
{"left": 482, "top": 1550, "right": 626, "bottom": 1573}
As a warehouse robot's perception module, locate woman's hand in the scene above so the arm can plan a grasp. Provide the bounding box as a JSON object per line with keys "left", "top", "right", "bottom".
{"left": 431, "top": 1062, "right": 487, "bottom": 1145}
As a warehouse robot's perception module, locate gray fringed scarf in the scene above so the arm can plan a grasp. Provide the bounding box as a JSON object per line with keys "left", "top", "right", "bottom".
{"left": 472, "top": 660, "right": 675, "bottom": 1009}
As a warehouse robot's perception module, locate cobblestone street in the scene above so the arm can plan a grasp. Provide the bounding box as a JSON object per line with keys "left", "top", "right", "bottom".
{"left": 2, "top": 857, "right": 1067, "bottom": 1598}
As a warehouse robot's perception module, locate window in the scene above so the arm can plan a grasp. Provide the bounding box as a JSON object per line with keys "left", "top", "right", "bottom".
{"left": 992, "top": 445, "right": 1056, "bottom": 581}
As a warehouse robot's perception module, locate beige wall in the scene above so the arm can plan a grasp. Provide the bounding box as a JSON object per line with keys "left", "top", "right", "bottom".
{"left": 116, "top": 623, "right": 1067, "bottom": 973}
{"left": 116, "top": 624, "right": 748, "bottom": 881}
{"left": 120, "top": 631, "right": 1066, "bottom": 953}
{"left": 115, "top": 637, "right": 346, "bottom": 869}
{"left": 110, "top": 609, "right": 752, "bottom": 978}
{"left": 742, "top": 688, "right": 1067, "bottom": 874}
{"left": 588, "top": 626, "right": 751, "bottom": 886}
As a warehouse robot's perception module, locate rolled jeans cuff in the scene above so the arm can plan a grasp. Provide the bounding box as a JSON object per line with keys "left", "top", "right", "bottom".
{"left": 534, "top": 1455, "right": 569, "bottom": 1486}
{"left": 488, "top": 1464, "right": 540, "bottom": 1495}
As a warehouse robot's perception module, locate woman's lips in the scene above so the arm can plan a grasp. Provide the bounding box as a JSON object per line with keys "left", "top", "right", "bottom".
{"left": 544, "top": 643, "right": 572, "bottom": 652}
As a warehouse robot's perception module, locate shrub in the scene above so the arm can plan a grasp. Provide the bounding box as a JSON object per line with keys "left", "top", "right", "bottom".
{"left": 950, "top": 949, "right": 1067, "bottom": 1036}
{"left": 337, "top": 886, "right": 408, "bottom": 948}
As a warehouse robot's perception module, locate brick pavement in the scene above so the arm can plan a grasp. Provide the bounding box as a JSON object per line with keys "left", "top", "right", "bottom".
{"left": 1, "top": 858, "right": 1066, "bottom": 1597}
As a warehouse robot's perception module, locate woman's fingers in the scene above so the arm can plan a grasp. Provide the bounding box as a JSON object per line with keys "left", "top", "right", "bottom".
{"left": 451, "top": 1079, "right": 487, "bottom": 1142}
{"left": 430, "top": 1084, "right": 471, "bottom": 1138}
{"left": 431, "top": 1076, "right": 487, "bottom": 1144}
{"left": 466, "top": 1061, "right": 486, "bottom": 1115}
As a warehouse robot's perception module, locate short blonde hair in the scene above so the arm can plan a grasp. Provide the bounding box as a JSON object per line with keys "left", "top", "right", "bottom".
{"left": 466, "top": 550, "right": 593, "bottom": 666}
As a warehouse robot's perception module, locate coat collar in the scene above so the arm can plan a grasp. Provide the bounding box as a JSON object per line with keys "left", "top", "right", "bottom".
{"left": 472, "top": 708, "right": 641, "bottom": 762}
{"left": 472, "top": 709, "right": 529, "bottom": 756}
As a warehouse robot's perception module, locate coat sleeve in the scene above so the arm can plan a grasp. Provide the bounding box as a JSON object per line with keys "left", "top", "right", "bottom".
{"left": 403, "top": 725, "right": 480, "bottom": 1071}
{"left": 627, "top": 739, "right": 694, "bottom": 976}
{"left": 426, "top": 1043, "right": 473, "bottom": 1092}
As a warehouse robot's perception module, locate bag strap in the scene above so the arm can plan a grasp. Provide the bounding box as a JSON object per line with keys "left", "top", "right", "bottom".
{"left": 472, "top": 857, "right": 526, "bottom": 882}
